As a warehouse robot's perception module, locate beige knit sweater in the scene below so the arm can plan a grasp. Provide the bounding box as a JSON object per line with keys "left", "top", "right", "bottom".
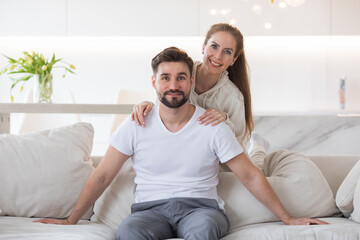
{"left": 190, "top": 61, "right": 246, "bottom": 147}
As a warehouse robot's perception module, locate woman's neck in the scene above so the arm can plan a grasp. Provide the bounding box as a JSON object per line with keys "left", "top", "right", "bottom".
{"left": 195, "top": 64, "right": 220, "bottom": 95}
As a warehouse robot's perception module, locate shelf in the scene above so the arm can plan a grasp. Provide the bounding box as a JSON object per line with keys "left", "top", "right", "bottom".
{"left": 0, "top": 103, "right": 134, "bottom": 134}
{"left": 0, "top": 103, "right": 134, "bottom": 114}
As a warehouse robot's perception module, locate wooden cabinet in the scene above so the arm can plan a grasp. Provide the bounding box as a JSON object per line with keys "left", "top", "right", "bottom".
{"left": 0, "top": 0, "right": 359, "bottom": 36}
{"left": 67, "top": 0, "right": 198, "bottom": 36}
{"left": 0, "top": 0, "right": 67, "bottom": 36}
{"left": 331, "top": 0, "right": 360, "bottom": 35}
{"left": 199, "top": 0, "right": 331, "bottom": 36}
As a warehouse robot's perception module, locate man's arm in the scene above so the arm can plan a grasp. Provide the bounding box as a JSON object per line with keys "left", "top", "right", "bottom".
{"left": 34, "top": 145, "right": 130, "bottom": 225}
{"left": 225, "top": 152, "right": 328, "bottom": 225}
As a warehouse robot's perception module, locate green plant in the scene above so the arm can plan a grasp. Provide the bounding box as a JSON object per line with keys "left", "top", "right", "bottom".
{"left": 0, "top": 51, "right": 76, "bottom": 102}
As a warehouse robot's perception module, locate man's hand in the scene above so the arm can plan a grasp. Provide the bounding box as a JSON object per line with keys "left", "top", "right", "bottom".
{"left": 33, "top": 218, "right": 72, "bottom": 225}
{"left": 284, "top": 217, "right": 329, "bottom": 225}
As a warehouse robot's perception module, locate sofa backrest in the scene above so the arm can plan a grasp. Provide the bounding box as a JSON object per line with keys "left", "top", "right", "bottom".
{"left": 310, "top": 155, "right": 359, "bottom": 196}
{"left": 90, "top": 155, "right": 359, "bottom": 197}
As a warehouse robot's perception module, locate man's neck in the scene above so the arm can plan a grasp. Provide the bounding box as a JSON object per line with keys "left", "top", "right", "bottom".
{"left": 158, "top": 102, "right": 196, "bottom": 133}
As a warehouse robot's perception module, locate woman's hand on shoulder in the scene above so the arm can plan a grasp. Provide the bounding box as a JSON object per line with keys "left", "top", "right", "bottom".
{"left": 198, "top": 108, "right": 227, "bottom": 126}
{"left": 131, "top": 101, "right": 154, "bottom": 127}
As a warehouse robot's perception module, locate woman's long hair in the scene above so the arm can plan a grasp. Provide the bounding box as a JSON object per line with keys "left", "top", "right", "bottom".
{"left": 204, "top": 23, "right": 254, "bottom": 144}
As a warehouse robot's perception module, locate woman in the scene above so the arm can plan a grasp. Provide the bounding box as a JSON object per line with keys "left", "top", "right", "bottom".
{"left": 132, "top": 23, "right": 267, "bottom": 168}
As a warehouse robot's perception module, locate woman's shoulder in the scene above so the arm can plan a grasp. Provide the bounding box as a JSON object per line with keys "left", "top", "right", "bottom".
{"left": 219, "top": 79, "right": 244, "bottom": 102}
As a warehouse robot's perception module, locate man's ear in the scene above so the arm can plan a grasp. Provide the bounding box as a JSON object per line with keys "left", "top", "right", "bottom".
{"left": 190, "top": 75, "right": 194, "bottom": 88}
{"left": 152, "top": 76, "right": 156, "bottom": 88}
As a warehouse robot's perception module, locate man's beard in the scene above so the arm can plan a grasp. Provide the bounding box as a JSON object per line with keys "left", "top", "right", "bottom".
{"left": 159, "top": 90, "right": 189, "bottom": 108}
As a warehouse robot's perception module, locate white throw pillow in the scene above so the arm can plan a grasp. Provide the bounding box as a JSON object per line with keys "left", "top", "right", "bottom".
{"left": 350, "top": 177, "right": 360, "bottom": 223}
{"left": 0, "top": 122, "right": 94, "bottom": 219}
{"left": 336, "top": 160, "right": 360, "bottom": 217}
{"left": 91, "top": 160, "right": 136, "bottom": 229}
{"left": 218, "top": 150, "right": 339, "bottom": 230}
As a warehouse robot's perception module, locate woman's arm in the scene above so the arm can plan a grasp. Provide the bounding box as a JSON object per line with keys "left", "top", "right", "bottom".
{"left": 197, "top": 94, "right": 246, "bottom": 141}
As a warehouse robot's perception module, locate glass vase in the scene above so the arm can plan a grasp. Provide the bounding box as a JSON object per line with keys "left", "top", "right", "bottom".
{"left": 33, "top": 74, "right": 53, "bottom": 103}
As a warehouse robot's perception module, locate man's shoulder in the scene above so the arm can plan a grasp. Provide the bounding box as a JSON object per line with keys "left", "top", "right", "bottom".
{"left": 194, "top": 104, "right": 206, "bottom": 116}
{"left": 193, "top": 105, "right": 228, "bottom": 131}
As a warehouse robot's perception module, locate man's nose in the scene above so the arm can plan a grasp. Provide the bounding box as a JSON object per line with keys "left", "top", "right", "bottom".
{"left": 169, "top": 79, "right": 178, "bottom": 89}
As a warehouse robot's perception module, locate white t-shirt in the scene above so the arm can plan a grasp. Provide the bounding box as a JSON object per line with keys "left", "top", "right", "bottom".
{"left": 110, "top": 104, "right": 243, "bottom": 209}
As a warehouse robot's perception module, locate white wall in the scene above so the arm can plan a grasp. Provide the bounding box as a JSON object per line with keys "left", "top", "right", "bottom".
{"left": 1, "top": 0, "right": 360, "bottom": 37}
{"left": 1, "top": 0, "right": 359, "bottom": 155}
{"left": 1, "top": 36, "right": 359, "bottom": 112}
{"left": 0, "top": 0, "right": 359, "bottom": 112}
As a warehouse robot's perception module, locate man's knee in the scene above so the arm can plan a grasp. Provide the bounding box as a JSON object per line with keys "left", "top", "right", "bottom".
{"left": 189, "top": 218, "right": 224, "bottom": 239}
{"left": 180, "top": 211, "right": 229, "bottom": 240}
{"left": 115, "top": 219, "right": 141, "bottom": 240}
{"left": 116, "top": 212, "right": 173, "bottom": 240}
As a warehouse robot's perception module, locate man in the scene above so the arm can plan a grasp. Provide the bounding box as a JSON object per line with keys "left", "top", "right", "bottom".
{"left": 35, "top": 47, "right": 327, "bottom": 240}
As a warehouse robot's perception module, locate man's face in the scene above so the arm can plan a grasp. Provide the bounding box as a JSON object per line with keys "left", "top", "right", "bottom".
{"left": 152, "top": 61, "right": 193, "bottom": 109}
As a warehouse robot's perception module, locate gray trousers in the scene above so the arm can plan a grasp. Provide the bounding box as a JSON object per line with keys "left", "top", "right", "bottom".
{"left": 116, "top": 197, "right": 230, "bottom": 240}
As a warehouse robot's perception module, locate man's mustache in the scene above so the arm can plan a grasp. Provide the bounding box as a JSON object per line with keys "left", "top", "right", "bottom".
{"left": 164, "top": 90, "right": 184, "bottom": 96}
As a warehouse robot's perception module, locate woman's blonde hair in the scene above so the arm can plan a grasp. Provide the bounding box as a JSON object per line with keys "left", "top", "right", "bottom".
{"left": 204, "top": 23, "right": 254, "bottom": 144}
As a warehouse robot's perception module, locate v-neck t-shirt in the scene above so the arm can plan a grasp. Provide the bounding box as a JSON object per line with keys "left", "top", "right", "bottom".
{"left": 110, "top": 104, "right": 243, "bottom": 210}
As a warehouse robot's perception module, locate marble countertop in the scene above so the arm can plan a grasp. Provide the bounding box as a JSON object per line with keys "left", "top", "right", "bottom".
{"left": 254, "top": 110, "right": 360, "bottom": 117}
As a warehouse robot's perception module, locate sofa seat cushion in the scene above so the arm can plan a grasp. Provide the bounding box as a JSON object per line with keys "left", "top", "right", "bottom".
{"left": 222, "top": 217, "right": 360, "bottom": 240}
{"left": 336, "top": 159, "right": 360, "bottom": 217}
{"left": 0, "top": 123, "right": 94, "bottom": 219}
{"left": 218, "top": 150, "right": 339, "bottom": 230}
{"left": 350, "top": 177, "right": 360, "bottom": 223}
{"left": 0, "top": 216, "right": 115, "bottom": 240}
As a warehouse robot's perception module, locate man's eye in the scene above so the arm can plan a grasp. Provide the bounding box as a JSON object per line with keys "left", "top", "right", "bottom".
{"left": 162, "top": 77, "right": 169, "bottom": 80}
{"left": 177, "top": 76, "right": 185, "bottom": 80}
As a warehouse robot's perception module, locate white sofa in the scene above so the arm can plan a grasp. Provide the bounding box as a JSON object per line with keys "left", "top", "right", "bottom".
{"left": 1, "top": 122, "right": 360, "bottom": 240}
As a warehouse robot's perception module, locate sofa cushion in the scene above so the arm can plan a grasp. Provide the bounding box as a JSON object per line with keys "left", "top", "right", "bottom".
{"left": 91, "top": 160, "right": 136, "bottom": 229}
{"left": 350, "top": 177, "right": 360, "bottom": 223}
{"left": 0, "top": 122, "right": 94, "bottom": 219}
{"left": 336, "top": 160, "right": 360, "bottom": 217}
{"left": 217, "top": 150, "right": 339, "bottom": 230}
{"left": 223, "top": 217, "right": 360, "bottom": 240}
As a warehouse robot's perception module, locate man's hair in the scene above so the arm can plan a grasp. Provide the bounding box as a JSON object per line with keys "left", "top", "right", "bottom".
{"left": 151, "top": 47, "right": 194, "bottom": 76}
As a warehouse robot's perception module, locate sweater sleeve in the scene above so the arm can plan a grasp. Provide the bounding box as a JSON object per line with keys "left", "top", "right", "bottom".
{"left": 223, "top": 93, "right": 246, "bottom": 144}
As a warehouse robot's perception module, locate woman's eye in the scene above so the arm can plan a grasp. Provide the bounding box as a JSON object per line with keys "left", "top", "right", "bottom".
{"left": 211, "top": 44, "right": 217, "bottom": 50}
{"left": 225, "top": 50, "right": 232, "bottom": 55}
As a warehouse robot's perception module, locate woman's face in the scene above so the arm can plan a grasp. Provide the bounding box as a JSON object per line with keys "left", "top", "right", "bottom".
{"left": 202, "top": 31, "right": 238, "bottom": 75}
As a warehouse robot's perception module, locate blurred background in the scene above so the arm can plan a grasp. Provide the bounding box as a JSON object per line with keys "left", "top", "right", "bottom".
{"left": 0, "top": 0, "right": 359, "bottom": 155}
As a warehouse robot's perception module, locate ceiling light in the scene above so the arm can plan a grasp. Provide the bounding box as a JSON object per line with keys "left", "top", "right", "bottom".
{"left": 230, "top": 19, "right": 236, "bottom": 25}
{"left": 220, "top": 9, "right": 230, "bottom": 15}
{"left": 252, "top": 5, "right": 262, "bottom": 14}
{"left": 279, "top": 2, "right": 287, "bottom": 8}
{"left": 284, "top": 0, "right": 306, "bottom": 7}
{"left": 210, "top": 9, "right": 217, "bottom": 15}
{"left": 264, "top": 22, "right": 272, "bottom": 29}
